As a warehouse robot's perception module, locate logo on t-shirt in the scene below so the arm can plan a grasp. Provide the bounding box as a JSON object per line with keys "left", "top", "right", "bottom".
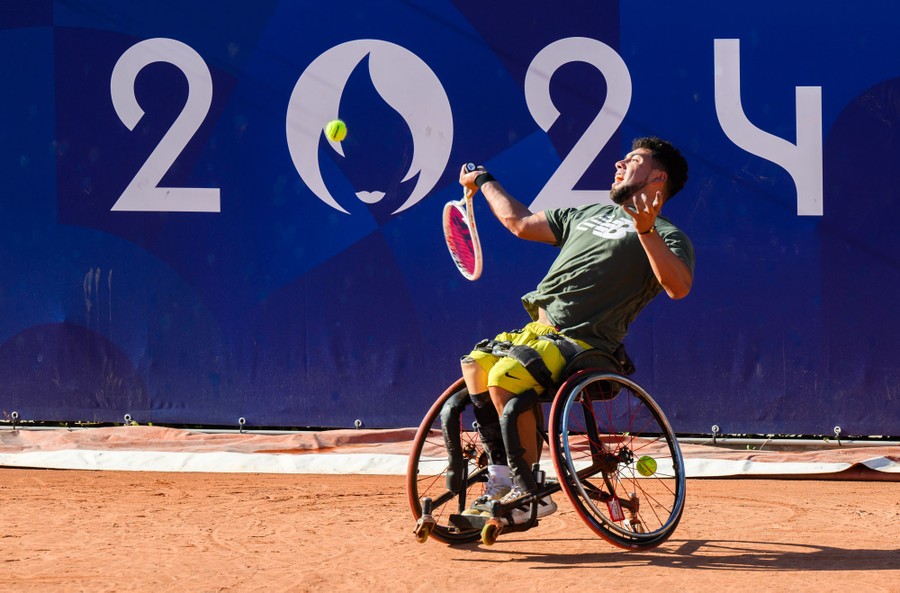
{"left": 574, "top": 212, "right": 635, "bottom": 239}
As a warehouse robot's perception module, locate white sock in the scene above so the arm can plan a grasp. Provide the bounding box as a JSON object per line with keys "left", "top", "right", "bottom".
{"left": 488, "top": 464, "right": 512, "bottom": 485}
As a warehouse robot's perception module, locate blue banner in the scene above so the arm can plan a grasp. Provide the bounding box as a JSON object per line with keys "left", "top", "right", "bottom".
{"left": 1, "top": 0, "right": 897, "bottom": 435}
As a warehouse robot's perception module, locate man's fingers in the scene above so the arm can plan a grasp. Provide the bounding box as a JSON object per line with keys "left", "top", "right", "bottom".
{"left": 630, "top": 196, "right": 645, "bottom": 215}
{"left": 640, "top": 193, "right": 651, "bottom": 212}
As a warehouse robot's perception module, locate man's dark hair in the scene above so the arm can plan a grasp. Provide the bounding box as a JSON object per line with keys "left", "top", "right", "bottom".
{"left": 633, "top": 137, "right": 688, "bottom": 198}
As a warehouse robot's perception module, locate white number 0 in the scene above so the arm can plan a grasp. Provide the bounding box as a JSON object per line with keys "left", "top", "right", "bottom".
{"left": 110, "top": 38, "right": 220, "bottom": 212}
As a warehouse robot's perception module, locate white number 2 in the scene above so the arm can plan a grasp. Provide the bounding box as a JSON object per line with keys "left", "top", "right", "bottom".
{"left": 110, "top": 38, "right": 219, "bottom": 212}
{"left": 524, "top": 37, "right": 631, "bottom": 211}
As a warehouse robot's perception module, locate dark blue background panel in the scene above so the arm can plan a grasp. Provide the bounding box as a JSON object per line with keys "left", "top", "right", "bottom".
{"left": 1, "top": 1, "right": 897, "bottom": 436}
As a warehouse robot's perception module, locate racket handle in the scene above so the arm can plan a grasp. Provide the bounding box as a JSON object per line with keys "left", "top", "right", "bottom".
{"left": 463, "top": 163, "right": 479, "bottom": 200}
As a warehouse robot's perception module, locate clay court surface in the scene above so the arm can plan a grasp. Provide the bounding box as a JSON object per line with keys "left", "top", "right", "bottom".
{"left": 1, "top": 428, "right": 898, "bottom": 593}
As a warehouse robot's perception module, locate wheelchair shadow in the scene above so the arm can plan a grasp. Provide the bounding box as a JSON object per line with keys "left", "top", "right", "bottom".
{"left": 456, "top": 538, "right": 899, "bottom": 572}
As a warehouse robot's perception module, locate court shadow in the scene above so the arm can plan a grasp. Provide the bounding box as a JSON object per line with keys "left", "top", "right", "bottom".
{"left": 458, "top": 538, "right": 899, "bottom": 572}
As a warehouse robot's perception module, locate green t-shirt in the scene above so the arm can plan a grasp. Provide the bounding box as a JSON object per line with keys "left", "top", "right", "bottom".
{"left": 521, "top": 203, "right": 694, "bottom": 352}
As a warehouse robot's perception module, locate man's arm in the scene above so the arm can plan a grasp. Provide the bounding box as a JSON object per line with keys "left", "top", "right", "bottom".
{"left": 639, "top": 231, "right": 693, "bottom": 299}
{"left": 460, "top": 165, "right": 556, "bottom": 244}
{"left": 626, "top": 191, "right": 693, "bottom": 300}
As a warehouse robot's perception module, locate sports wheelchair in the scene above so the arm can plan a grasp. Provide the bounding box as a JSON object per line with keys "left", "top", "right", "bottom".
{"left": 407, "top": 348, "right": 686, "bottom": 550}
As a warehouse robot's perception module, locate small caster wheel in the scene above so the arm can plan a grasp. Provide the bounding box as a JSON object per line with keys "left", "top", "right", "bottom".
{"left": 413, "top": 496, "right": 435, "bottom": 543}
{"left": 414, "top": 524, "right": 432, "bottom": 543}
{"left": 481, "top": 519, "right": 501, "bottom": 546}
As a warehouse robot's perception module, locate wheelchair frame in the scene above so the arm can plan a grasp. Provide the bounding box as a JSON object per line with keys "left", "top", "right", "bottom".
{"left": 406, "top": 350, "right": 686, "bottom": 550}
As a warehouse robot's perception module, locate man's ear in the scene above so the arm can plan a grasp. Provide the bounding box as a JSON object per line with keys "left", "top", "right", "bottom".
{"left": 652, "top": 170, "right": 668, "bottom": 184}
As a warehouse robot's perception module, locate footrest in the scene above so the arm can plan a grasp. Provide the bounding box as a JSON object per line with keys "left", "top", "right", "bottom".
{"left": 449, "top": 514, "right": 489, "bottom": 530}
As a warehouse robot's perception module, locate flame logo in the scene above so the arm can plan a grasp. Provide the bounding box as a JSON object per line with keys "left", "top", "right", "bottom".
{"left": 286, "top": 40, "right": 453, "bottom": 215}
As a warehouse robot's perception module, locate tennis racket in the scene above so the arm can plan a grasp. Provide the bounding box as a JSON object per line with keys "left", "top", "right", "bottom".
{"left": 443, "top": 163, "right": 482, "bottom": 281}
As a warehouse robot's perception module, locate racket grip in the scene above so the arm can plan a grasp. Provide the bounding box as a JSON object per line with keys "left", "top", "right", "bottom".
{"left": 465, "top": 162, "right": 478, "bottom": 172}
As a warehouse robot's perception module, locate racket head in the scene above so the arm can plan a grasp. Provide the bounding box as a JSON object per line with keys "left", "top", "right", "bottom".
{"left": 442, "top": 194, "right": 482, "bottom": 281}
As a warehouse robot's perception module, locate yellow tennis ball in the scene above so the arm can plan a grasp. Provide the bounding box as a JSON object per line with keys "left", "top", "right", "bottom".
{"left": 324, "top": 119, "right": 347, "bottom": 142}
{"left": 636, "top": 455, "right": 657, "bottom": 477}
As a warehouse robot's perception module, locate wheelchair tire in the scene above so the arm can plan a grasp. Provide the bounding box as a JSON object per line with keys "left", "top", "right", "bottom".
{"left": 549, "top": 371, "right": 686, "bottom": 550}
{"left": 405, "top": 379, "right": 485, "bottom": 544}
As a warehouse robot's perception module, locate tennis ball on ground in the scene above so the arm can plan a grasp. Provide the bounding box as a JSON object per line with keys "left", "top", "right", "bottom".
{"left": 324, "top": 119, "right": 347, "bottom": 142}
{"left": 636, "top": 455, "right": 657, "bottom": 477}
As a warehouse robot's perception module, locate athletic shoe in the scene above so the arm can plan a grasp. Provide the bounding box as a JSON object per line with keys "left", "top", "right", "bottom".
{"left": 461, "top": 475, "right": 512, "bottom": 516}
{"left": 500, "top": 487, "right": 558, "bottom": 522}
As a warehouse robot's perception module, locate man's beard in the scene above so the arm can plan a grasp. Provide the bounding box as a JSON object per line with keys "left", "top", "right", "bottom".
{"left": 610, "top": 182, "right": 647, "bottom": 205}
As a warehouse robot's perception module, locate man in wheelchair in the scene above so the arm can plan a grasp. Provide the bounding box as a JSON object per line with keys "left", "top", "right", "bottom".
{"left": 451, "top": 137, "right": 694, "bottom": 520}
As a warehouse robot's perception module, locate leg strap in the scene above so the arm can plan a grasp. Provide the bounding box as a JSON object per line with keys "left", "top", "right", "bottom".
{"left": 440, "top": 388, "right": 471, "bottom": 493}
{"left": 506, "top": 345, "right": 556, "bottom": 392}
{"left": 500, "top": 389, "right": 540, "bottom": 492}
{"left": 469, "top": 391, "right": 507, "bottom": 466}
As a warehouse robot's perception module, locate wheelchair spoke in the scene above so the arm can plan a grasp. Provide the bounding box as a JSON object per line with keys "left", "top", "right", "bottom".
{"left": 406, "top": 380, "right": 485, "bottom": 544}
{"left": 550, "top": 371, "right": 686, "bottom": 551}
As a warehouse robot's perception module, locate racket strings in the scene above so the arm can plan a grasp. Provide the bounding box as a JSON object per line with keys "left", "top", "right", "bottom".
{"left": 446, "top": 209, "right": 476, "bottom": 274}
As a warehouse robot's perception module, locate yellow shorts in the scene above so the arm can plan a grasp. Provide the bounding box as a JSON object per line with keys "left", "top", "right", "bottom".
{"left": 467, "top": 322, "right": 592, "bottom": 395}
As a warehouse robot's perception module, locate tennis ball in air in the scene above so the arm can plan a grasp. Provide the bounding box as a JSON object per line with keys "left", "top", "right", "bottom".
{"left": 324, "top": 119, "right": 347, "bottom": 142}
{"left": 636, "top": 455, "right": 657, "bottom": 477}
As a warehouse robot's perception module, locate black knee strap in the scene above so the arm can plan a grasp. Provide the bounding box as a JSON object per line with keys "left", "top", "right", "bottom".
{"left": 468, "top": 390, "right": 491, "bottom": 409}
{"left": 500, "top": 389, "right": 540, "bottom": 492}
{"left": 469, "top": 391, "right": 506, "bottom": 466}
{"left": 440, "top": 388, "right": 471, "bottom": 493}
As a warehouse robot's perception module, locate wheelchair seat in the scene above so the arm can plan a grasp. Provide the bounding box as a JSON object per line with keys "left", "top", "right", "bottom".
{"left": 537, "top": 344, "right": 634, "bottom": 403}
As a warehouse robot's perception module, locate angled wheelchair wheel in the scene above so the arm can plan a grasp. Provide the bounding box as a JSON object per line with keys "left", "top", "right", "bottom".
{"left": 549, "top": 371, "right": 686, "bottom": 551}
{"left": 406, "top": 379, "right": 486, "bottom": 544}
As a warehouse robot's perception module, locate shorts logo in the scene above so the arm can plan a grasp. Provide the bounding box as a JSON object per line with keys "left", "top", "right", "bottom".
{"left": 575, "top": 213, "right": 634, "bottom": 239}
